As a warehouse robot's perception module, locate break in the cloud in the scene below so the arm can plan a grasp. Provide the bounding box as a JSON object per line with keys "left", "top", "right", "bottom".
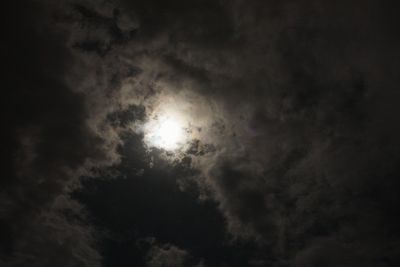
{"left": 3, "top": 0, "right": 400, "bottom": 266}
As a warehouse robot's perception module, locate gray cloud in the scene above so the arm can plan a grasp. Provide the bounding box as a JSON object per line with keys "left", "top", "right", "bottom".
{"left": 72, "top": 0, "right": 400, "bottom": 265}
{"left": 0, "top": 0, "right": 122, "bottom": 265}
{"left": 145, "top": 239, "right": 206, "bottom": 267}
{"left": 4, "top": 0, "right": 400, "bottom": 266}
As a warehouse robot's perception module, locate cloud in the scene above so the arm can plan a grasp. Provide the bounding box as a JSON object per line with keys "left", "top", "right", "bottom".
{"left": 145, "top": 239, "right": 206, "bottom": 267}
{"left": 0, "top": 1, "right": 121, "bottom": 265}
{"left": 188, "top": 2, "right": 400, "bottom": 265}
{"left": 4, "top": 0, "right": 400, "bottom": 266}
{"left": 103, "top": 0, "right": 400, "bottom": 265}
{"left": 68, "top": 0, "right": 400, "bottom": 265}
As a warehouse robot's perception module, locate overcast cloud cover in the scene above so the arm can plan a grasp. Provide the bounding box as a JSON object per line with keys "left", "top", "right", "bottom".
{"left": 2, "top": 0, "right": 400, "bottom": 266}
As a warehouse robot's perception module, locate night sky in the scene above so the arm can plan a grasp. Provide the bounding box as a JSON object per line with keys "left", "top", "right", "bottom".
{"left": 2, "top": 1, "right": 400, "bottom": 266}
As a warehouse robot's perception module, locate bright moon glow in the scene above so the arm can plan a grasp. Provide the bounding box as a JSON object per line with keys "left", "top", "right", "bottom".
{"left": 144, "top": 116, "right": 187, "bottom": 150}
{"left": 141, "top": 94, "right": 207, "bottom": 152}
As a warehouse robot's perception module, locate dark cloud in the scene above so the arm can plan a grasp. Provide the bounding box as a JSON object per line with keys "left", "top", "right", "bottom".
{"left": 145, "top": 239, "right": 205, "bottom": 267}
{"left": 0, "top": 1, "right": 119, "bottom": 265}
{"left": 4, "top": 0, "right": 400, "bottom": 266}
{"left": 193, "top": 1, "right": 400, "bottom": 265}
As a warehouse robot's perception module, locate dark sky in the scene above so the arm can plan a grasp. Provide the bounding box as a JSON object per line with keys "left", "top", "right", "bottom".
{"left": 2, "top": 1, "right": 400, "bottom": 266}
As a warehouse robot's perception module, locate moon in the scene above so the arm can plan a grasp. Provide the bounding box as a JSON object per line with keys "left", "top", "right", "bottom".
{"left": 140, "top": 92, "right": 213, "bottom": 153}
{"left": 151, "top": 116, "right": 184, "bottom": 150}
{"left": 144, "top": 114, "right": 188, "bottom": 151}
